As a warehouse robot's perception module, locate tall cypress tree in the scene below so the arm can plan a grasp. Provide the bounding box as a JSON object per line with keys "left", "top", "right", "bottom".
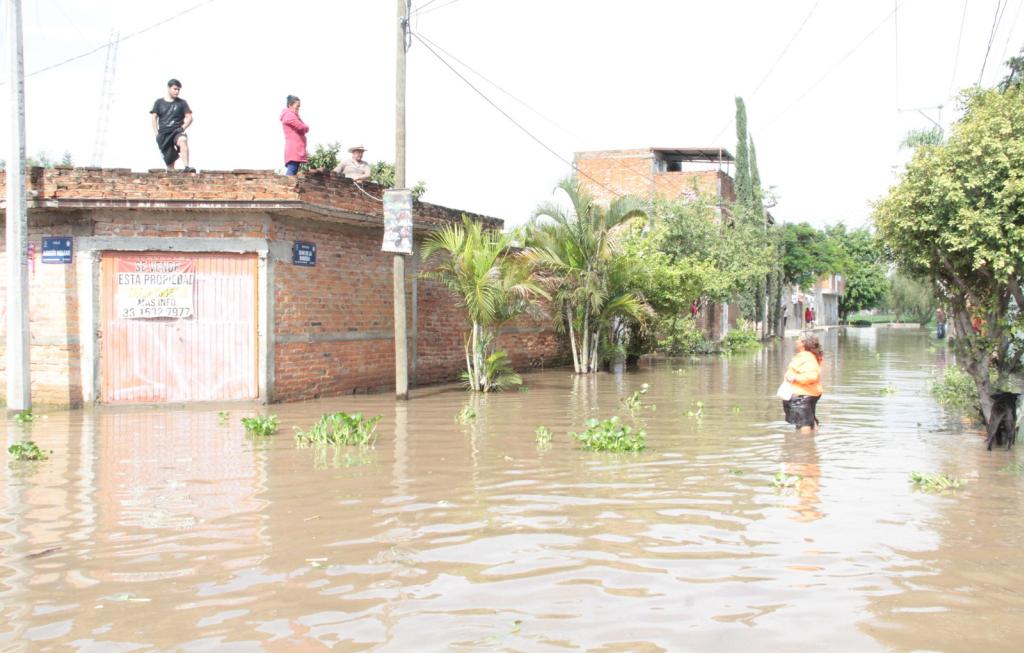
{"left": 749, "top": 136, "right": 764, "bottom": 218}
{"left": 734, "top": 97, "right": 753, "bottom": 212}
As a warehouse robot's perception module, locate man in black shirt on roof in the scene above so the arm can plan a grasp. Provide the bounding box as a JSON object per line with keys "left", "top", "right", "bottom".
{"left": 150, "top": 78, "right": 194, "bottom": 172}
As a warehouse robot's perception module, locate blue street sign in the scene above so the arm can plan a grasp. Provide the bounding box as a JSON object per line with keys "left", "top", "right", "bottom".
{"left": 293, "top": 241, "right": 316, "bottom": 266}
{"left": 41, "top": 237, "right": 73, "bottom": 264}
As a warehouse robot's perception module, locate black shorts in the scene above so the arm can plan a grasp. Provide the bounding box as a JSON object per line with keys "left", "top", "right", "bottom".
{"left": 156, "top": 128, "right": 185, "bottom": 165}
{"left": 783, "top": 394, "right": 820, "bottom": 428}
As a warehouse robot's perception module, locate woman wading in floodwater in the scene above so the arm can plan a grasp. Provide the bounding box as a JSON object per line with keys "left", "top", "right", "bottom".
{"left": 780, "top": 333, "right": 824, "bottom": 434}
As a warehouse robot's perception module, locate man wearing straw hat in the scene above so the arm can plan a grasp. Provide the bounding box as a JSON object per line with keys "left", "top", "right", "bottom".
{"left": 335, "top": 145, "right": 371, "bottom": 181}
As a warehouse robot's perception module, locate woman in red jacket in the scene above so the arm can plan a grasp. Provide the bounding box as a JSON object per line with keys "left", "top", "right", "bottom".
{"left": 781, "top": 333, "right": 824, "bottom": 434}
{"left": 280, "top": 95, "right": 309, "bottom": 176}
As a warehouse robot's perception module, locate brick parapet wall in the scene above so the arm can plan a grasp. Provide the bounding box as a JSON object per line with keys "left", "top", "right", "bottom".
{"left": 0, "top": 168, "right": 502, "bottom": 232}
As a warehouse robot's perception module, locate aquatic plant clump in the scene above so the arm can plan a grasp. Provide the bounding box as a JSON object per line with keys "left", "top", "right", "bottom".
{"left": 9, "top": 440, "right": 48, "bottom": 461}
{"left": 571, "top": 416, "right": 646, "bottom": 452}
{"left": 455, "top": 405, "right": 477, "bottom": 424}
{"left": 241, "top": 415, "right": 279, "bottom": 437}
{"left": 535, "top": 425, "right": 552, "bottom": 445}
{"left": 931, "top": 365, "right": 977, "bottom": 412}
{"left": 294, "top": 412, "right": 381, "bottom": 447}
{"left": 910, "top": 471, "right": 966, "bottom": 492}
{"left": 772, "top": 472, "right": 801, "bottom": 489}
{"left": 13, "top": 409, "right": 36, "bottom": 425}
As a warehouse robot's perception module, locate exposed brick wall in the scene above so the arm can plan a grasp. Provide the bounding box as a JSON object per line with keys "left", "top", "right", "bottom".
{"left": 654, "top": 170, "right": 735, "bottom": 203}
{"left": 574, "top": 149, "right": 736, "bottom": 205}
{"left": 0, "top": 169, "right": 566, "bottom": 406}
{"left": 574, "top": 150, "right": 654, "bottom": 204}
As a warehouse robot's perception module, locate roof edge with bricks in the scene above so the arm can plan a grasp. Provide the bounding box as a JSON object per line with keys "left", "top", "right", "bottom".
{"left": 0, "top": 167, "right": 503, "bottom": 231}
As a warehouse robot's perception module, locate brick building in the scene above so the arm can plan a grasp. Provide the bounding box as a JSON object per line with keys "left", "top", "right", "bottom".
{"left": 0, "top": 168, "right": 565, "bottom": 406}
{"left": 575, "top": 147, "right": 739, "bottom": 339}
{"left": 574, "top": 147, "right": 736, "bottom": 208}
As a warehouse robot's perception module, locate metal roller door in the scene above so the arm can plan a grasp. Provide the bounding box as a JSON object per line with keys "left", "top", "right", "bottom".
{"left": 100, "top": 252, "right": 259, "bottom": 403}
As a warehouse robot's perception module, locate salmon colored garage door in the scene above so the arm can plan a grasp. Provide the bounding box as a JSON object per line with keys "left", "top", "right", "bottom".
{"left": 100, "top": 252, "right": 259, "bottom": 403}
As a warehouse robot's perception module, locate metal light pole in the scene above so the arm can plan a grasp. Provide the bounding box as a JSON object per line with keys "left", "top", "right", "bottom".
{"left": 6, "top": 0, "right": 31, "bottom": 413}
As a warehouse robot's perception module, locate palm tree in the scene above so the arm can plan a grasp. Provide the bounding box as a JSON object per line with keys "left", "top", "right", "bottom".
{"left": 526, "top": 179, "right": 648, "bottom": 373}
{"left": 420, "top": 217, "right": 546, "bottom": 392}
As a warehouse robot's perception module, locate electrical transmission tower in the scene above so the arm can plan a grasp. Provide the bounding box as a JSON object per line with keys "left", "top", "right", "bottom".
{"left": 90, "top": 29, "right": 119, "bottom": 167}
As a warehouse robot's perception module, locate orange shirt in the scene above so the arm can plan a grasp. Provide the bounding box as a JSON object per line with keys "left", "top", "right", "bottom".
{"left": 786, "top": 350, "right": 823, "bottom": 397}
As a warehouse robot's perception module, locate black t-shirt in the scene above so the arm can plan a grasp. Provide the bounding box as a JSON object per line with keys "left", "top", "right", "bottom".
{"left": 150, "top": 98, "right": 191, "bottom": 132}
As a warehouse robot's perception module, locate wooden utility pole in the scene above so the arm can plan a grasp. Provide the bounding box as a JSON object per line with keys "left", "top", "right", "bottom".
{"left": 6, "top": 0, "right": 31, "bottom": 413}
{"left": 393, "top": 0, "right": 409, "bottom": 400}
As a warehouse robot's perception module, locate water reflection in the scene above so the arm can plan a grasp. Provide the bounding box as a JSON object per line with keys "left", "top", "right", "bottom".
{"left": 0, "top": 326, "right": 1022, "bottom": 650}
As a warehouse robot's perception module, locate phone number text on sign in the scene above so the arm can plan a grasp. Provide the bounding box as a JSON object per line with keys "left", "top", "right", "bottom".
{"left": 115, "top": 259, "right": 196, "bottom": 319}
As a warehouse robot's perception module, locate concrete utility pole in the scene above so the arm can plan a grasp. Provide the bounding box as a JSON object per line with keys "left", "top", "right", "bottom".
{"left": 393, "top": 0, "right": 410, "bottom": 400}
{"left": 6, "top": 0, "right": 31, "bottom": 413}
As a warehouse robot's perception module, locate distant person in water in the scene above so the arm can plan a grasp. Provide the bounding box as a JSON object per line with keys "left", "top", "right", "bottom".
{"left": 280, "top": 95, "right": 309, "bottom": 176}
{"left": 804, "top": 306, "right": 815, "bottom": 328}
{"left": 935, "top": 307, "right": 947, "bottom": 339}
{"left": 150, "top": 78, "right": 194, "bottom": 172}
{"left": 781, "top": 332, "right": 824, "bottom": 434}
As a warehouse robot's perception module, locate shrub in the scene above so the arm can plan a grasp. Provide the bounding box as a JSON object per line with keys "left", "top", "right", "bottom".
{"left": 931, "top": 365, "right": 976, "bottom": 411}
{"left": 241, "top": 415, "right": 279, "bottom": 437}
{"left": 300, "top": 142, "right": 342, "bottom": 173}
{"left": 294, "top": 412, "right": 381, "bottom": 447}
{"left": 721, "top": 328, "right": 760, "bottom": 354}
{"left": 8, "top": 440, "right": 48, "bottom": 461}
{"left": 571, "top": 416, "right": 646, "bottom": 452}
{"left": 657, "top": 317, "right": 715, "bottom": 355}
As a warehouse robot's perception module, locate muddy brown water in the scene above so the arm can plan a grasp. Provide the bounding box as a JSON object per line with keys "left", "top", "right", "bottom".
{"left": 2, "top": 326, "right": 1023, "bottom": 651}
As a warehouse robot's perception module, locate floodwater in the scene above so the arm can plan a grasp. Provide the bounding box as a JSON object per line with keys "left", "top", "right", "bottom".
{"left": 2, "top": 327, "right": 1023, "bottom": 652}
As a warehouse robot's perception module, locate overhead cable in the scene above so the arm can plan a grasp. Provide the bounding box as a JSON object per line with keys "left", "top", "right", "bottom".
{"left": 415, "top": 30, "right": 583, "bottom": 141}
{"left": 0, "top": 0, "right": 217, "bottom": 85}
{"left": 948, "top": 0, "right": 969, "bottom": 96}
{"left": 978, "top": 0, "right": 1010, "bottom": 84}
{"left": 411, "top": 0, "right": 464, "bottom": 18}
{"left": 410, "top": 31, "right": 624, "bottom": 200}
{"left": 762, "top": 0, "right": 906, "bottom": 132}
{"left": 709, "top": 0, "right": 825, "bottom": 146}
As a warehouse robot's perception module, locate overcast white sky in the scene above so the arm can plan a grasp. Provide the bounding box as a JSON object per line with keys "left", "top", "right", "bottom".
{"left": 2, "top": 0, "right": 1022, "bottom": 229}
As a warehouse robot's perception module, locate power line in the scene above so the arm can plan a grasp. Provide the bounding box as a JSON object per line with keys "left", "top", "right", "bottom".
{"left": 409, "top": 31, "right": 625, "bottom": 200}
{"left": 410, "top": 0, "right": 444, "bottom": 15}
{"left": 0, "top": 0, "right": 217, "bottom": 85}
{"left": 979, "top": 0, "right": 1010, "bottom": 84}
{"left": 710, "top": 0, "right": 825, "bottom": 146}
{"left": 948, "top": 0, "right": 969, "bottom": 97}
{"left": 1000, "top": 0, "right": 1024, "bottom": 62}
{"left": 762, "top": 0, "right": 906, "bottom": 132}
{"left": 411, "top": 0, "right": 464, "bottom": 18}
{"left": 415, "top": 30, "right": 583, "bottom": 141}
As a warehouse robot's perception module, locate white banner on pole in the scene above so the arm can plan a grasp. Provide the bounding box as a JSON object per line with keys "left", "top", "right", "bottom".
{"left": 382, "top": 189, "right": 413, "bottom": 254}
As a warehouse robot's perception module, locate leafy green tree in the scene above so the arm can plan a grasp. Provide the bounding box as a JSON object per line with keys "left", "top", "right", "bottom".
{"left": 526, "top": 179, "right": 648, "bottom": 374}
{"left": 887, "top": 271, "right": 937, "bottom": 324}
{"left": 828, "top": 225, "right": 888, "bottom": 320}
{"left": 998, "top": 46, "right": 1023, "bottom": 92}
{"left": 874, "top": 83, "right": 1024, "bottom": 423}
{"left": 420, "top": 217, "right": 546, "bottom": 392}
{"left": 781, "top": 222, "right": 834, "bottom": 288}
